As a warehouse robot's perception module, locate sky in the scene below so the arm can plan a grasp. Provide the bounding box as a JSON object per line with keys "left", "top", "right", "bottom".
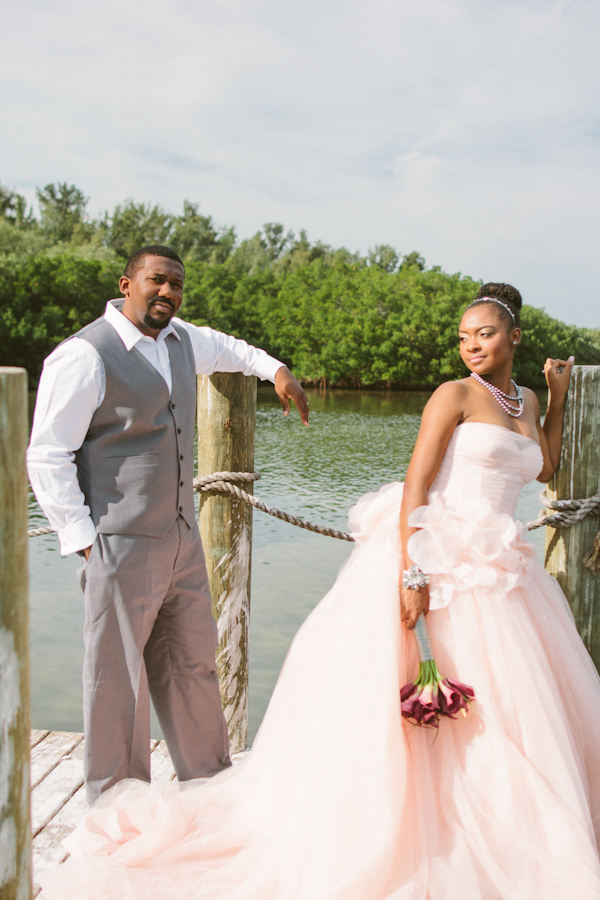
{"left": 1, "top": 0, "right": 599, "bottom": 327}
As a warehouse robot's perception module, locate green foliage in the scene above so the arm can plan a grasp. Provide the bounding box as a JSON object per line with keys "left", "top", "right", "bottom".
{"left": 1, "top": 179, "right": 599, "bottom": 391}
{"left": 36, "top": 182, "right": 94, "bottom": 244}
{"left": 251, "top": 260, "right": 478, "bottom": 388}
{"left": 368, "top": 244, "right": 399, "bottom": 272}
{"left": 0, "top": 254, "right": 121, "bottom": 386}
{"left": 0, "top": 186, "right": 36, "bottom": 228}
{"left": 169, "top": 201, "right": 235, "bottom": 264}
{"left": 515, "top": 307, "right": 600, "bottom": 386}
{"left": 0, "top": 219, "right": 49, "bottom": 257}
{"left": 100, "top": 198, "right": 236, "bottom": 263}
{"left": 105, "top": 200, "right": 172, "bottom": 260}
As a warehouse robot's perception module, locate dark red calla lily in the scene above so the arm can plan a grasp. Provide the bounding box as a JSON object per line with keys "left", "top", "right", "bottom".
{"left": 401, "top": 662, "right": 475, "bottom": 728}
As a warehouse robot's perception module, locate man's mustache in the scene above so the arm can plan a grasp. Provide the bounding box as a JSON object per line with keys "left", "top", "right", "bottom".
{"left": 148, "top": 298, "right": 174, "bottom": 313}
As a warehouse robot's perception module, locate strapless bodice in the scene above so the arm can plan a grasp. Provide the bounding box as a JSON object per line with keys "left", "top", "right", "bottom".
{"left": 347, "top": 422, "right": 543, "bottom": 611}
{"left": 430, "top": 422, "right": 543, "bottom": 518}
{"left": 407, "top": 422, "right": 543, "bottom": 609}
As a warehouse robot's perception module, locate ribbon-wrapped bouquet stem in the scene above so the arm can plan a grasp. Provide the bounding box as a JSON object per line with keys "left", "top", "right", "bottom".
{"left": 401, "top": 613, "right": 475, "bottom": 728}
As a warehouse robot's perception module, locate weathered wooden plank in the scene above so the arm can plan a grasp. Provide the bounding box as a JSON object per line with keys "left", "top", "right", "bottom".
{"left": 30, "top": 730, "right": 51, "bottom": 749}
{"left": 31, "top": 738, "right": 165, "bottom": 894}
{"left": 31, "top": 741, "right": 85, "bottom": 837}
{"left": 0, "top": 366, "right": 32, "bottom": 900}
{"left": 32, "top": 783, "right": 87, "bottom": 896}
{"left": 28, "top": 735, "right": 183, "bottom": 893}
{"left": 151, "top": 740, "right": 177, "bottom": 782}
{"left": 197, "top": 373, "right": 256, "bottom": 753}
{"left": 31, "top": 737, "right": 165, "bottom": 836}
{"left": 545, "top": 365, "right": 600, "bottom": 670}
{"left": 30, "top": 732, "right": 84, "bottom": 789}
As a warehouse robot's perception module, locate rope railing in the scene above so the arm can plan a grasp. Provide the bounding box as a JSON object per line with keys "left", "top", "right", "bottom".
{"left": 26, "top": 475, "right": 600, "bottom": 554}
{"left": 27, "top": 524, "right": 58, "bottom": 538}
{"left": 27, "top": 472, "right": 355, "bottom": 543}
{"left": 194, "top": 472, "right": 355, "bottom": 542}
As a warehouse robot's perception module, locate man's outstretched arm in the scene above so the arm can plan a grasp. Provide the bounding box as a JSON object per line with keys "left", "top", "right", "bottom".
{"left": 179, "top": 321, "right": 309, "bottom": 425}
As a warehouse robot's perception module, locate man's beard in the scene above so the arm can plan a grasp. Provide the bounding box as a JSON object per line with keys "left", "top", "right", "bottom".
{"left": 144, "top": 301, "right": 174, "bottom": 331}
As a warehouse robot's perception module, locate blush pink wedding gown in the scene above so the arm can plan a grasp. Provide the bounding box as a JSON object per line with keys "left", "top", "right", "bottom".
{"left": 42, "top": 423, "right": 600, "bottom": 900}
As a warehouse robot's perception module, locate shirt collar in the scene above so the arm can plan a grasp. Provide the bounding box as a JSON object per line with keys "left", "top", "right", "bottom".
{"left": 104, "top": 299, "right": 180, "bottom": 350}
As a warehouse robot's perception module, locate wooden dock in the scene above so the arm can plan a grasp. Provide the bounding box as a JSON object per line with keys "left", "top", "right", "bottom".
{"left": 30, "top": 729, "right": 177, "bottom": 897}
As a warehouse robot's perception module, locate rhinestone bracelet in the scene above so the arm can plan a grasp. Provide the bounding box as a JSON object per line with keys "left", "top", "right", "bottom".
{"left": 402, "top": 565, "right": 430, "bottom": 591}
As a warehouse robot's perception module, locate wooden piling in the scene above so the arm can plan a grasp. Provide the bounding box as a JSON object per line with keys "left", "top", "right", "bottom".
{"left": 545, "top": 365, "right": 600, "bottom": 672}
{"left": 0, "top": 368, "right": 32, "bottom": 900}
{"left": 197, "top": 373, "right": 257, "bottom": 753}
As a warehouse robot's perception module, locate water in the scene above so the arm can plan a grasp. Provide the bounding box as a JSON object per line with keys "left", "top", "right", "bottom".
{"left": 27, "top": 387, "right": 547, "bottom": 741}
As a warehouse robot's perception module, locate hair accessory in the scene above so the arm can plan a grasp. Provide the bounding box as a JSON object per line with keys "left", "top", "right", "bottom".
{"left": 402, "top": 565, "right": 430, "bottom": 590}
{"left": 470, "top": 372, "right": 524, "bottom": 418}
{"left": 467, "top": 296, "right": 516, "bottom": 324}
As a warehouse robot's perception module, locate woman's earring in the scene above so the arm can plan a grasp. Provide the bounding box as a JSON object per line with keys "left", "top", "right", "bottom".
{"left": 513, "top": 341, "right": 517, "bottom": 345}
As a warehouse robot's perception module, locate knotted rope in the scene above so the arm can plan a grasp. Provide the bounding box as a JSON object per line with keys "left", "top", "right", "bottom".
{"left": 193, "top": 472, "right": 354, "bottom": 542}
{"left": 526, "top": 489, "right": 600, "bottom": 573}
{"left": 526, "top": 490, "right": 600, "bottom": 531}
{"left": 27, "top": 472, "right": 355, "bottom": 543}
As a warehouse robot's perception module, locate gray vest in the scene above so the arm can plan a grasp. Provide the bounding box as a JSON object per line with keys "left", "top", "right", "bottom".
{"left": 71, "top": 316, "right": 196, "bottom": 537}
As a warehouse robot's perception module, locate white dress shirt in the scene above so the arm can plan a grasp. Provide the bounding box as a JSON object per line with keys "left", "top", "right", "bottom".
{"left": 27, "top": 300, "right": 284, "bottom": 556}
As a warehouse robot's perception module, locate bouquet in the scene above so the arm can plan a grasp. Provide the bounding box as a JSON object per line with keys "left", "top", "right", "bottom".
{"left": 401, "top": 615, "right": 475, "bottom": 727}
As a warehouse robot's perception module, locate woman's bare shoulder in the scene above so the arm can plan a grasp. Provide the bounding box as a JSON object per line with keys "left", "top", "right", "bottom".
{"left": 521, "top": 386, "right": 541, "bottom": 415}
{"left": 422, "top": 380, "right": 471, "bottom": 425}
{"left": 427, "top": 379, "right": 471, "bottom": 406}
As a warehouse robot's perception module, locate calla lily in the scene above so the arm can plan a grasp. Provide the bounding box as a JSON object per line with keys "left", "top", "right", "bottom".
{"left": 401, "top": 617, "right": 475, "bottom": 728}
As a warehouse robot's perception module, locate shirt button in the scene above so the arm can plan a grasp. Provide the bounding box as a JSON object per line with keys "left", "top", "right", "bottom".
{"left": 178, "top": 506, "right": 183, "bottom": 512}
{"left": 180, "top": 455, "right": 184, "bottom": 461}
{"left": 177, "top": 428, "right": 182, "bottom": 434}
{"left": 171, "top": 403, "right": 176, "bottom": 409}
{"left": 180, "top": 481, "right": 184, "bottom": 487}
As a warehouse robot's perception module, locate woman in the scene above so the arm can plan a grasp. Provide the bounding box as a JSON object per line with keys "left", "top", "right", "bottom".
{"left": 43, "top": 284, "right": 600, "bottom": 900}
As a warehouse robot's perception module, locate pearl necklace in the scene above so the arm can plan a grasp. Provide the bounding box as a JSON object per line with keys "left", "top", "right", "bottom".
{"left": 470, "top": 372, "right": 524, "bottom": 418}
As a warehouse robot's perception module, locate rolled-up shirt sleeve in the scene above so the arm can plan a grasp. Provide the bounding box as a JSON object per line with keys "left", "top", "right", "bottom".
{"left": 175, "top": 320, "right": 285, "bottom": 381}
{"left": 27, "top": 339, "right": 104, "bottom": 556}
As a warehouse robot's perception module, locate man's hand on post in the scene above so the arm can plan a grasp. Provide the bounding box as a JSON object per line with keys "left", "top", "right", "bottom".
{"left": 274, "top": 366, "right": 309, "bottom": 426}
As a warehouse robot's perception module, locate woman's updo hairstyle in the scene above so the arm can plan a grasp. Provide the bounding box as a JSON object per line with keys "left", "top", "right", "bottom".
{"left": 468, "top": 282, "right": 522, "bottom": 329}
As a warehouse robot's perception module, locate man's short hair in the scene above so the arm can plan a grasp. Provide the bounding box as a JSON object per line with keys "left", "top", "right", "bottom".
{"left": 124, "top": 246, "right": 184, "bottom": 279}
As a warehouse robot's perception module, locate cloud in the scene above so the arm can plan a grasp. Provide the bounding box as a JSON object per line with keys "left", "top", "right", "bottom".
{"left": 1, "top": 0, "right": 599, "bottom": 324}
{"left": 134, "top": 148, "right": 219, "bottom": 174}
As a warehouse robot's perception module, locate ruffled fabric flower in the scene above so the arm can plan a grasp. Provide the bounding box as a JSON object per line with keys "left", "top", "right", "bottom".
{"left": 407, "top": 494, "right": 536, "bottom": 609}
{"left": 348, "top": 482, "right": 404, "bottom": 544}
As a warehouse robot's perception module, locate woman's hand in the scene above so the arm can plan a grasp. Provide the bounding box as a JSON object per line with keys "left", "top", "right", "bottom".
{"left": 400, "top": 584, "right": 429, "bottom": 630}
{"left": 544, "top": 356, "right": 574, "bottom": 402}
{"left": 537, "top": 355, "right": 574, "bottom": 481}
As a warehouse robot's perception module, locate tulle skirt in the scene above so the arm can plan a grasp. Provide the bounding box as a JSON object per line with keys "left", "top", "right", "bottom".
{"left": 42, "top": 484, "right": 600, "bottom": 900}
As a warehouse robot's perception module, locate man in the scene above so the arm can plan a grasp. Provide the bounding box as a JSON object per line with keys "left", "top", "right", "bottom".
{"left": 27, "top": 244, "right": 308, "bottom": 804}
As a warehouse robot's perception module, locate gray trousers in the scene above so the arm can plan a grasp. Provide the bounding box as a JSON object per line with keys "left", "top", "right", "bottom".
{"left": 79, "top": 516, "right": 230, "bottom": 804}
